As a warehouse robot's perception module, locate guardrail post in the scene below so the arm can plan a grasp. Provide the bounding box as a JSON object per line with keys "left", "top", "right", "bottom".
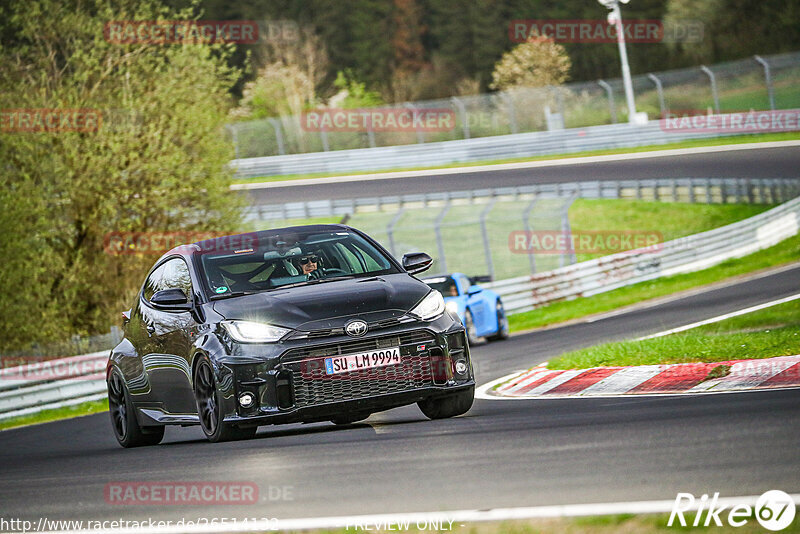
{"left": 268, "top": 118, "right": 286, "bottom": 155}
{"left": 705, "top": 179, "right": 712, "bottom": 204}
{"left": 754, "top": 55, "right": 776, "bottom": 111}
{"left": 688, "top": 179, "right": 696, "bottom": 203}
{"left": 671, "top": 179, "right": 678, "bottom": 202}
{"left": 501, "top": 92, "right": 518, "bottom": 134}
{"left": 647, "top": 73, "right": 667, "bottom": 118}
{"left": 746, "top": 178, "right": 754, "bottom": 204}
{"left": 434, "top": 202, "right": 451, "bottom": 273}
{"left": 597, "top": 80, "right": 617, "bottom": 124}
{"left": 386, "top": 209, "right": 405, "bottom": 257}
{"left": 404, "top": 103, "right": 425, "bottom": 144}
{"left": 522, "top": 198, "right": 538, "bottom": 274}
{"left": 479, "top": 199, "right": 497, "bottom": 280}
{"left": 700, "top": 66, "right": 720, "bottom": 114}
{"left": 451, "top": 97, "right": 470, "bottom": 139}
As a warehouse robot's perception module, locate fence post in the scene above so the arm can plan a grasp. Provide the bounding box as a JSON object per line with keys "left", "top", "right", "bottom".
{"left": 522, "top": 198, "right": 538, "bottom": 274}
{"left": 754, "top": 55, "right": 776, "bottom": 111}
{"left": 560, "top": 192, "right": 579, "bottom": 267}
{"left": 451, "top": 97, "right": 469, "bottom": 140}
{"left": 434, "top": 202, "right": 452, "bottom": 273}
{"left": 268, "top": 118, "right": 286, "bottom": 155}
{"left": 647, "top": 73, "right": 666, "bottom": 118}
{"left": 320, "top": 129, "right": 330, "bottom": 152}
{"left": 404, "top": 103, "right": 425, "bottom": 144}
{"left": 479, "top": 199, "right": 497, "bottom": 280}
{"left": 226, "top": 124, "right": 240, "bottom": 159}
{"left": 597, "top": 79, "right": 617, "bottom": 124}
{"left": 501, "top": 92, "right": 518, "bottom": 134}
{"left": 700, "top": 66, "right": 720, "bottom": 114}
{"left": 688, "top": 179, "right": 696, "bottom": 204}
{"left": 386, "top": 209, "right": 405, "bottom": 257}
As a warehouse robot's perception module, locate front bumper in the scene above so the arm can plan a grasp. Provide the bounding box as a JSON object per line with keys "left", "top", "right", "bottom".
{"left": 215, "top": 314, "right": 473, "bottom": 425}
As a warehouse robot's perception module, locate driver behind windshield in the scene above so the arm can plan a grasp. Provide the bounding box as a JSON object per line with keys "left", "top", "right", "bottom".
{"left": 295, "top": 253, "right": 320, "bottom": 279}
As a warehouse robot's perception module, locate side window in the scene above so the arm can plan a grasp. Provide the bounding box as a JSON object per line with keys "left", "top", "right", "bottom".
{"left": 142, "top": 258, "right": 192, "bottom": 302}
{"left": 334, "top": 243, "right": 365, "bottom": 274}
{"left": 160, "top": 258, "right": 193, "bottom": 298}
{"left": 142, "top": 262, "right": 167, "bottom": 302}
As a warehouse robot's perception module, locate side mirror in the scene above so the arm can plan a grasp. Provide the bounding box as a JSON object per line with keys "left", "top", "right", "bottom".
{"left": 402, "top": 252, "right": 433, "bottom": 275}
{"left": 467, "top": 286, "right": 482, "bottom": 296}
{"left": 150, "top": 289, "right": 191, "bottom": 312}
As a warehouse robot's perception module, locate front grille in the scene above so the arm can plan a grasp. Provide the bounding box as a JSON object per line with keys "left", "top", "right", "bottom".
{"left": 295, "top": 317, "right": 407, "bottom": 340}
{"left": 281, "top": 330, "right": 433, "bottom": 362}
{"left": 280, "top": 330, "right": 436, "bottom": 407}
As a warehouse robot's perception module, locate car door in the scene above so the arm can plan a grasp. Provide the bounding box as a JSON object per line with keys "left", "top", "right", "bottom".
{"left": 461, "top": 274, "right": 492, "bottom": 335}
{"left": 141, "top": 257, "right": 198, "bottom": 415}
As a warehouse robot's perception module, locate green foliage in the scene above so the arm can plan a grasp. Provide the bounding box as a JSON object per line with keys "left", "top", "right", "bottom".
{"left": 0, "top": 0, "right": 245, "bottom": 351}
{"left": 332, "top": 70, "right": 384, "bottom": 108}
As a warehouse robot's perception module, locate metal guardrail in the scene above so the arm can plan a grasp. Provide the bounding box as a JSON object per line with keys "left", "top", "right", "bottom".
{"left": 231, "top": 117, "right": 753, "bottom": 178}
{"left": 0, "top": 352, "right": 107, "bottom": 422}
{"left": 484, "top": 196, "right": 800, "bottom": 314}
{"left": 243, "top": 177, "right": 800, "bottom": 222}
{"left": 2, "top": 194, "right": 798, "bottom": 421}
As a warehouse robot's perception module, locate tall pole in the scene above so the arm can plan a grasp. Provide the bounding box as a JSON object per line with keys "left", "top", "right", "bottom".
{"left": 609, "top": 2, "right": 638, "bottom": 123}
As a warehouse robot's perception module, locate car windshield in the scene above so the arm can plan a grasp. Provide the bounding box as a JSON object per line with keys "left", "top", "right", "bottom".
{"left": 424, "top": 276, "right": 459, "bottom": 297}
{"left": 198, "top": 229, "right": 399, "bottom": 298}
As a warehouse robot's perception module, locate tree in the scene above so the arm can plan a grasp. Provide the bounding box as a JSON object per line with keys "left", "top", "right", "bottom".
{"left": 489, "top": 37, "right": 571, "bottom": 91}
{"left": 0, "top": 0, "right": 244, "bottom": 351}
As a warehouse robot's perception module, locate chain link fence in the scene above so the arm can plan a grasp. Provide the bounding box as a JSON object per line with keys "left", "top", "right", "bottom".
{"left": 227, "top": 52, "right": 800, "bottom": 159}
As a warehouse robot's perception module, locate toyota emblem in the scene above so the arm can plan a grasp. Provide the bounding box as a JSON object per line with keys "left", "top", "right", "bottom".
{"left": 345, "top": 320, "right": 368, "bottom": 337}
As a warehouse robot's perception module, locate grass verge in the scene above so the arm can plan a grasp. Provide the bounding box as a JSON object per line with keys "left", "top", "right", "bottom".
{"left": 233, "top": 131, "right": 800, "bottom": 185}
{"left": 508, "top": 233, "right": 800, "bottom": 333}
{"left": 547, "top": 299, "right": 800, "bottom": 369}
{"left": 0, "top": 398, "right": 108, "bottom": 431}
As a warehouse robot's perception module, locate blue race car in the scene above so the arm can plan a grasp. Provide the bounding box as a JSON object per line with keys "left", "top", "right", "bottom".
{"left": 423, "top": 273, "right": 509, "bottom": 344}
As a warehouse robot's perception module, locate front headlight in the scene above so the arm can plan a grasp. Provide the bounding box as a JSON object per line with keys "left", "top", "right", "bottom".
{"left": 409, "top": 291, "right": 445, "bottom": 321}
{"left": 221, "top": 320, "right": 290, "bottom": 343}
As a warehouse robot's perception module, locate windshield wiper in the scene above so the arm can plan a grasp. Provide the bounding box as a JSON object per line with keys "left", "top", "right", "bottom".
{"left": 209, "top": 290, "right": 265, "bottom": 300}
{"left": 270, "top": 275, "right": 357, "bottom": 290}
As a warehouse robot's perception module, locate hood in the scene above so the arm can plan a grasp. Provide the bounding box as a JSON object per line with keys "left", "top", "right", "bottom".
{"left": 211, "top": 273, "right": 430, "bottom": 331}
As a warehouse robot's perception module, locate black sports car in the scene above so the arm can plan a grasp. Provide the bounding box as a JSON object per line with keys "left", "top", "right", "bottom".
{"left": 107, "top": 225, "right": 475, "bottom": 446}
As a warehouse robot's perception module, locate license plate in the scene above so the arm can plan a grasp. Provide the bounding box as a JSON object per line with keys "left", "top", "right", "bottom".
{"left": 325, "top": 347, "right": 401, "bottom": 375}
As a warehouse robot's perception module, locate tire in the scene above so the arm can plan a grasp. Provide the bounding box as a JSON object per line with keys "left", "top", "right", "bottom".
{"left": 487, "top": 300, "right": 510, "bottom": 341}
{"left": 418, "top": 386, "right": 475, "bottom": 420}
{"left": 464, "top": 309, "right": 480, "bottom": 345}
{"left": 330, "top": 412, "right": 371, "bottom": 425}
{"left": 194, "top": 358, "right": 257, "bottom": 443}
{"left": 107, "top": 370, "right": 165, "bottom": 448}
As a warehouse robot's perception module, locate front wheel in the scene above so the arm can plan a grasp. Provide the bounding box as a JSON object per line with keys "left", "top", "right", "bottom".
{"left": 194, "top": 358, "right": 257, "bottom": 443}
{"left": 464, "top": 309, "right": 480, "bottom": 345}
{"left": 487, "top": 300, "right": 510, "bottom": 341}
{"left": 108, "top": 370, "right": 164, "bottom": 448}
{"left": 418, "top": 386, "right": 474, "bottom": 420}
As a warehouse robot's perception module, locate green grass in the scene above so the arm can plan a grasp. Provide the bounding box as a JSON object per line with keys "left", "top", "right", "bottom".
{"left": 508, "top": 232, "right": 800, "bottom": 333}
{"left": 232, "top": 131, "right": 800, "bottom": 185}
{"left": 547, "top": 297, "right": 800, "bottom": 370}
{"left": 0, "top": 398, "right": 108, "bottom": 431}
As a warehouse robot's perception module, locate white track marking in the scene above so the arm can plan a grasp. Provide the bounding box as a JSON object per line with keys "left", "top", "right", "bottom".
{"left": 500, "top": 368, "right": 557, "bottom": 394}
{"left": 638, "top": 293, "right": 800, "bottom": 340}
{"left": 578, "top": 365, "right": 663, "bottom": 396}
{"left": 230, "top": 140, "right": 800, "bottom": 190}
{"left": 516, "top": 369, "right": 585, "bottom": 396}
{"left": 40, "top": 494, "right": 800, "bottom": 533}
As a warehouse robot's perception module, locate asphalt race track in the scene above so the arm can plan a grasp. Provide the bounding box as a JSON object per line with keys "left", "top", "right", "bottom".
{"left": 243, "top": 145, "right": 800, "bottom": 204}
{"left": 1, "top": 264, "right": 798, "bottom": 526}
